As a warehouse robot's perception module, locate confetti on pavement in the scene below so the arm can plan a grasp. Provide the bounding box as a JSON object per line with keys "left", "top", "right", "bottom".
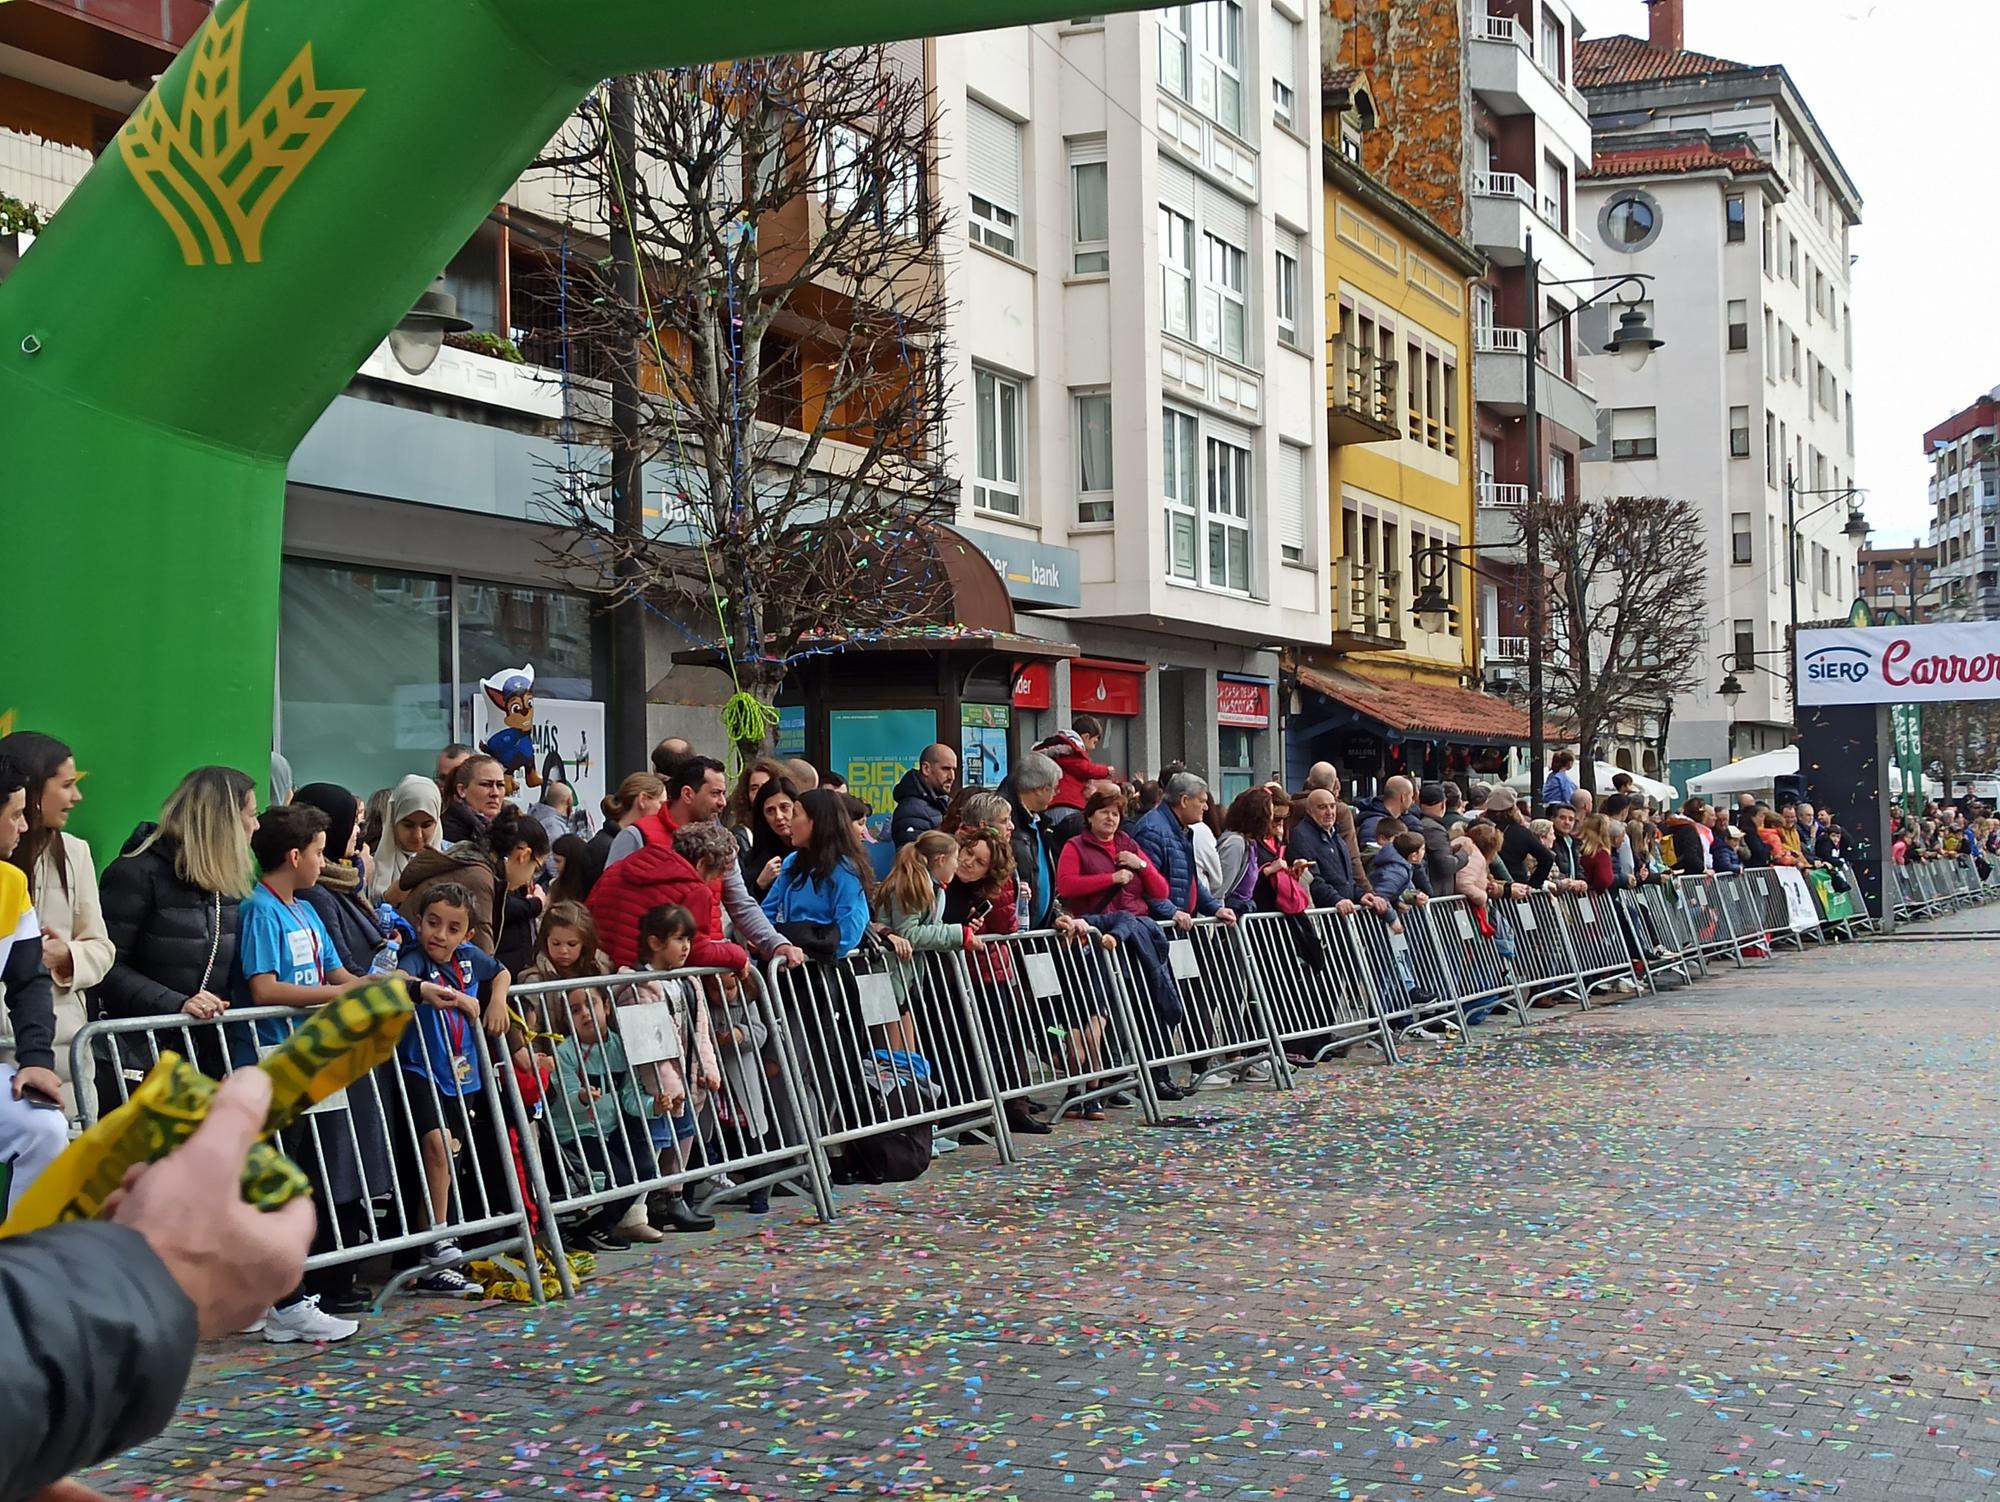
{"left": 92, "top": 909, "right": 2000, "bottom": 1502}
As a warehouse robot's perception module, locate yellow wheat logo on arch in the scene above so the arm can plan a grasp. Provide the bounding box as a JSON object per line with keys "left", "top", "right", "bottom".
{"left": 117, "top": 0, "right": 362, "bottom": 266}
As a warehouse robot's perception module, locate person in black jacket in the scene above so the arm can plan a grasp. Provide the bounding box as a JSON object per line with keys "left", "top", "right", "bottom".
{"left": 93, "top": 766, "right": 259, "bottom": 1102}
{"left": 1486, "top": 788, "right": 1551, "bottom": 889}
{"left": 889, "top": 744, "right": 958, "bottom": 846}
{"left": 1000, "top": 751, "right": 1066, "bottom": 929}
{"left": 0, "top": 1067, "right": 313, "bottom": 1502}
{"left": 0, "top": 755, "right": 64, "bottom": 1209}
{"left": 1412, "top": 782, "right": 1465, "bottom": 899}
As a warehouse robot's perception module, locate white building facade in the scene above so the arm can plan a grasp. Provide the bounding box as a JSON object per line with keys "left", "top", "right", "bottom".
{"left": 1576, "top": 2, "right": 1862, "bottom": 778}
{"left": 933, "top": 5, "right": 1331, "bottom": 796}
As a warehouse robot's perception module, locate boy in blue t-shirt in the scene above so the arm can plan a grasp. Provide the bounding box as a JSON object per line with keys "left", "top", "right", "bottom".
{"left": 395, "top": 880, "right": 512, "bottom": 1297}
{"left": 232, "top": 803, "right": 365, "bottom": 1345}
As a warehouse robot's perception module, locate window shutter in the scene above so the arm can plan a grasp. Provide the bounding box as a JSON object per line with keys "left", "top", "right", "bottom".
{"left": 1158, "top": 155, "right": 1197, "bottom": 217}
{"left": 1272, "top": 16, "right": 1298, "bottom": 94}
{"left": 1277, "top": 442, "right": 1306, "bottom": 555}
{"left": 1276, "top": 224, "right": 1300, "bottom": 262}
{"left": 882, "top": 37, "right": 924, "bottom": 81}
{"left": 1069, "top": 135, "right": 1107, "bottom": 168}
{"left": 967, "top": 99, "right": 1021, "bottom": 213}
{"left": 1201, "top": 180, "right": 1251, "bottom": 248}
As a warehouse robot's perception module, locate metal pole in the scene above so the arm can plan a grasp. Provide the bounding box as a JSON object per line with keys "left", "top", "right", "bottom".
{"left": 1784, "top": 465, "right": 1799, "bottom": 731}
{"left": 607, "top": 76, "right": 650, "bottom": 779}
{"left": 1523, "top": 230, "right": 1547, "bottom": 799}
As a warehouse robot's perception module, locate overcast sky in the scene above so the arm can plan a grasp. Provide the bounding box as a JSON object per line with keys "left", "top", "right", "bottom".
{"left": 1566, "top": 0, "right": 1996, "bottom": 544}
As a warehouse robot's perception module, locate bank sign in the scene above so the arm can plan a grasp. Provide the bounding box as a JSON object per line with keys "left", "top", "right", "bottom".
{"left": 1796, "top": 622, "right": 2000, "bottom": 706}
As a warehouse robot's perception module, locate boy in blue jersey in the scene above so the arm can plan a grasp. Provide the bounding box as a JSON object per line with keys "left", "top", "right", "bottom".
{"left": 395, "top": 882, "right": 512, "bottom": 1297}
{"left": 233, "top": 803, "right": 363, "bottom": 1344}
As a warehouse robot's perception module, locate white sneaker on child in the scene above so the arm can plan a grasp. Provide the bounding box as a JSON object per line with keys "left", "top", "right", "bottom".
{"left": 262, "top": 1296, "right": 360, "bottom": 1344}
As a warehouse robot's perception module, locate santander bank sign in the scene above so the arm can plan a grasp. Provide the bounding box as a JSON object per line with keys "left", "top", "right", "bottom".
{"left": 1796, "top": 623, "right": 2000, "bottom": 706}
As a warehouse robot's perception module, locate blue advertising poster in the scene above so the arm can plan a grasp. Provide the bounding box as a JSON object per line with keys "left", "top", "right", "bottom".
{"left": 775, "top": 703, "right": 806, "bottom": 757}
{"left": 830, "top": 709, "right": 938, "bottom": 815}
{"left": 961, "top": 704, "right": 1011, "bottom": 788}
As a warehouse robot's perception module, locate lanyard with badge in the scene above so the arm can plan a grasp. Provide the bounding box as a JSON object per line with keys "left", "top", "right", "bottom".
{"left": 436, "top": 953, "right": 476, "bottom": 1086}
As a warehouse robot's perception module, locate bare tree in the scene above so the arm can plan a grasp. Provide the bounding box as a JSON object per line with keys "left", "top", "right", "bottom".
{"left": 538, "top": 53, "right": 955, "bottom": 762}
{"left": 1924, "top": 701, "right": 2000, "bottom": 800}
{"left": 1525, "top": 493, "right": 1709, "bottom": 794}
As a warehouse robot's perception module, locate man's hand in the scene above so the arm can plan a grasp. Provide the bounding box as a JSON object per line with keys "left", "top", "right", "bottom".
{"left": 105, "top": 1069, "right": 314, "bottom": 1340}
{"left": 773, "top": 944, "right": 807, "bottom": 969}
{"left": 1217, "top": 907, "right": 1238, "bottom": 927}
{"left": 1364, "top": 893, "right": 1391, "bottom": 916}
{"left": 1410, "top": 892, "right": 1430, "bottom": 907}
{"left": 1335, "top": 899, "right": 1357, "bottom": 916}
{"left": 1110, "top": 869, "right": 1133, "bottom": 887}
{"left": 12, "top": 1065, "right": 61, "bottom": 1105}
{"left": 1509, "top": 883, "right": 1529, "bottom": 902}
{"left": 1172, "top": 911, "right": 1195, "bottom": 932}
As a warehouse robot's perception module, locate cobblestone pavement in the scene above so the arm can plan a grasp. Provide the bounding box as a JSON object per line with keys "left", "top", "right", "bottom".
{"left": 93, "top": 910, "right": 2000, "bottom": 1501}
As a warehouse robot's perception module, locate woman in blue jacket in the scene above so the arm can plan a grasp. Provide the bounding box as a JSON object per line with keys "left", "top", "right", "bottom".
{"left": 760, "top": 787, "right": 873, "bottom": 959}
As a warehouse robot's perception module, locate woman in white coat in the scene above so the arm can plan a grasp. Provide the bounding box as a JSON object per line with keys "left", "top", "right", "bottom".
{"left": 0, "top": 732, "right": 116, "bottom": 1115}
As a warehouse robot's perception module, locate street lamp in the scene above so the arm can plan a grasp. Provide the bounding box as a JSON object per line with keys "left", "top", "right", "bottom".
{"left": 1782, "top": 470, "right": 1872, "bottom": 712}
{"left": 1519, "top": 228, "right": 1663, "bottom": 800}
{"left": 1717, "top": 670, "right": 1745, "bottom": 709}
{"left": 389, "top": 275, "right": 473, "bottom": 375}
{"left": 1411, "top": 539, "right": 1525, "bottom": 652}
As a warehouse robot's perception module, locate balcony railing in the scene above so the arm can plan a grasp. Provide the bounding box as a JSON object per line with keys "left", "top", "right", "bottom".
{"left": 1327, "top": 337, "right": 1400, "bottom": 444}
{"left": 1334, "top": 558, "right": 1405, "bottom": 645}
{"left": 1478, "top": 478, "right": 1529, "bottom": 508}
{"left": 1476, "top": 324, "right": 1527, "bottom": 354}
{"left": 1479, "top": 11, "right": 1589, "bottom": 116}
{"left": 1486, "top": 634, "right": 1530, "bottom": 664}
{"left": 1473, "top": 170, "right": 1530, "bottom": 203}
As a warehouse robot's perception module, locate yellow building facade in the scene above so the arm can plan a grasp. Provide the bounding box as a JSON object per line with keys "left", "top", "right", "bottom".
{"left": 1286, "top": 75, "right": 1523, "bottom": 789}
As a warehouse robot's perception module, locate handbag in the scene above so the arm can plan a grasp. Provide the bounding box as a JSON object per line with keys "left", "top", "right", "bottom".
{"left": 1271, "top": 866, "right": 1310, "bottom": 916}
{"left": 775, "top": 919, "right": 841, "bottom": 960}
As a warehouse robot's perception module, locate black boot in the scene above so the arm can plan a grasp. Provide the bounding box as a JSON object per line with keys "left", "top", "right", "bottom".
{"left": 1006, "top": 1101, "right": 1053, "bottom": 1135}
{"left": 649, "top": 1192, "right": 715, "bottom": 1233}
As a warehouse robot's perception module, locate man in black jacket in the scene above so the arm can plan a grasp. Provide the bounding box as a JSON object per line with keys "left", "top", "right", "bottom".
{"left": 1000, "top": 751, "right": 1065, "bottom": 929}
{"left": 890, "top": 744, "right": 958, "bottom": 846}
{"left": 1412, "top": 783, "right": 1465, "bottom": 898}
{"left": 1288, "top": 788, "right": 1392, "bottom": 917}
{"left": 0, "top": 1067, "right": 313, "bottom": 1502}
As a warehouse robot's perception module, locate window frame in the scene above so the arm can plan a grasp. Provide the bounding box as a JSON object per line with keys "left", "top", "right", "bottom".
{"left": 1203, "top": 432, "right": 1253, "bottom": 594}
{"left": 1729, "top": 406, "right": 1751, "bottom": 460}
{"left": 1610, "top": 406, "right": 1658, "bottom": 462}
{"left": 1731, "top": 511, "right": 1753, "bottom": 565}
{"left": 1270, "top": 11, "right": 1300, "bottom": 128}
{"left": 1204, "top": 228, "right": 1249, "bottom": 364}
{"left": 1725, "top": 195, "right": 1746, "bottom": 243}
{"left": 1162, "top": 405, "right": 1201, "bottom": 581}
{"left": 1274, "top": 245, "right": 1299, "bottom": 348}
{"left": 973, "top": 366, "right": 1025, "bottom": 517}
{"left": 1070, "top": 154, "right": 1110, "bottom": 275}
{"left": 1074, "top": 389, "right": 1114, "bottom": 526}
{"left": 1160, "top": 205, "right": 1196, "bottom": 341}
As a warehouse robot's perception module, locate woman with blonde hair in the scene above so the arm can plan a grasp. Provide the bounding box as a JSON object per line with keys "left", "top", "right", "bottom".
{"left": 95, "top": 765, "right": 259, "bottom": 1090}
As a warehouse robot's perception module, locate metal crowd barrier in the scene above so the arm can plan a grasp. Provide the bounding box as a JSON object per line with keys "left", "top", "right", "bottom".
{"left": 957, "top": 925, "right": 1164, "bottom": 1124}
{"left": 1490, "top": 888, "right": 1589, "bottom": 1008}
{"left": 1613, "top": 881, "right": 1703, "bottom": 989}
{"left": 71, "top": 1003, "right": 544, "bottom": 1303}
{"left": 1355, "top": 901, "right": 1470, "bottom": 1047}
{"left": 502, "top": 966, "right": 832, "bottom": 1291}
{"left": 1122, "top": 916, "right": 1289, "bottom": 1091}
{"left": 1741, "top": 867, "right": 1808, "bottom": 951}
{"left": 763, "top": 943, "right": 1015, "bottom": 1191}
{"left": 1672, "top": 872, "right": 1749, "bottom": 968}
{"left": 1406, "top": 896, "right": 1524, "bottom": 1030}
{"left": 1712, "top": 872, "right": 1774, "bottom": 957}
{"left": 1238, "top": 906, "right": 1397, "bottom": 1062}
{"left": 1560, "top": 889, "right": 1641, "bottom": 998}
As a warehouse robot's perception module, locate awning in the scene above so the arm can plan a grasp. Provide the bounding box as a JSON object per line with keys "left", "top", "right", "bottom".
{"left": 1685, "top": 746, "right": 1797, "bottom": 798}
{"left": 1296, "top": 665, "right": 1530, "bottom": 745}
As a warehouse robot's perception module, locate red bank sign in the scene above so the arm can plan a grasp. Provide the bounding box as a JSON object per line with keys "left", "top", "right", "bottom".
{"left": 1796, "top": 623, "right": 2000, "bottom": 706}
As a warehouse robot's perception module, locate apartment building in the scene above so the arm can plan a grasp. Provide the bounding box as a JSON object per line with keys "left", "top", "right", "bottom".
{"left": 1921, "top": 388, "right": 1999, "bottom": 622}
{"left": 934, "top": 5, "right": 1331, "bottom": 797}
{"left": 1576, "top": 0, "right": 1862, "bottom": 776}
{"left": 1854, "top": 541, "right": 1938, "bottom": 623}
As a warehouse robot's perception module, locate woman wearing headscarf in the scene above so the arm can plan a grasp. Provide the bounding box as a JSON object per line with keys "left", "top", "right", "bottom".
{"left": 268, "top": 752, "right": 295, "bottom": 810}
{"left": 367, "top": 774, "right": 443, "bottom": 904}
{"left": 292, "top": 783, "right": 385, "bottom": 974}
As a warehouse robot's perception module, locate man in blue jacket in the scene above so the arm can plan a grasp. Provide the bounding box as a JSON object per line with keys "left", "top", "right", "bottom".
{"left": 890, "top": 744, "right": 958, "bottom": 846}
{"left": 1130, "top": 772, "right": 1236, "bottom": 929}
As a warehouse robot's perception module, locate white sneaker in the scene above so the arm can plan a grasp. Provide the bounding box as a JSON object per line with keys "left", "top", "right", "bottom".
{"left": 240, "top": 1313, "right": 268, "bottom": 1336}
{"left": 1237, "top": 1061, "right": 1274, "bottom": 1084}
{"left": 262, "top": 1296, "right": 360, "bottom": 1344}
{"left": 931, "top": 1129, "right": 959, "bottom": 1154}
{"left": 1196, "top": 1073, "right": 1234, "bottom": 1090}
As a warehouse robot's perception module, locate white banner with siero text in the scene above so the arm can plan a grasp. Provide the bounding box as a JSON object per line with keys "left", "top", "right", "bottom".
{"left": 1796, "top": 622, "right": 2000, "bottom": 706}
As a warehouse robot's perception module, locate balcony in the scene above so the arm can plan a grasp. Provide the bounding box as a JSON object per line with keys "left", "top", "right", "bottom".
{"left": 1326, "top": 337, "right": 1401, "bottom": 446}
{"left": 1485, "top": 634, "right": 1530, "bottom": 666}
{"left": 1477, "top": 478, "right": 1528, "bottom": 508}
{"left": 1470, "top": 172, "right": 1592, "bottom": 284}
{"left": 1469, "top": 14, "right": 1593, "bottom": 159}
{"left": 1473, "top": 326, "right": 1599, "bottom": 445}
{"left": 1331, "top": 558, "right": 1405, "bottom": 650}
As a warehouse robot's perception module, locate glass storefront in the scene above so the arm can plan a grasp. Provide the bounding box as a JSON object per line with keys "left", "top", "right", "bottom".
{"left": 278, "top": 558, "right": 596, "bottom": 800}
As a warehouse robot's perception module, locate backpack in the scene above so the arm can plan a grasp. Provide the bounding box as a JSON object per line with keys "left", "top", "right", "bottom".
{"left": 838, "top": 1081, "right": 934, "bottom": 1183}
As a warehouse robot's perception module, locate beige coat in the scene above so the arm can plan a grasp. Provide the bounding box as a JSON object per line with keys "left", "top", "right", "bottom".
{"left": 0, "top": 833, "right": 117, "bottom": 1109}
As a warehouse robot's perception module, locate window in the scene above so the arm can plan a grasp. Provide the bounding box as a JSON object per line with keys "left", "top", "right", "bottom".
{"left": 1270, "top": 12, "right": 1300, "bottom": 127}
{"left": 1069, "top": 142, "right": 1109, "bottom": 274}
{"left": 1733, "top": 619, "right": 1756, "bottom": 672}
{"left": 973, "top": 367, "right": 1023, "bottom": 515}
{"left": 1731, "top": 511, "right": 1753, "bottom": 564}
{"left": 1074, "top": 392, "right": 1113, "bottom": 525}
{"left": 1276, "top": 440, "right": 1307, "bottom": 564}
{"left": 1538, "top": 5, "right": 1565, "bottom": 77}
{"left": 1158, "top": 5, "right": 1191, "bottom": 98}
{"left": 1204, "top": 230, "right": 1248, "bottom": 363}
{"left": 1815, "top": 544, "right": 1831, "bottom": 596}
{"left": 1726, "top": 195, "right": 1746, "bottom": 242}
{"left": 1604, "top": 193, "right": 1657, "bottom": 247}
{"left": 1762, "top": 207, "right": 1774, "bottom": 274}
{"left": 1730, "top": 406, "right": 1750, "bottom": 459}
{"left": 1611, "top": 407, "right": 1657, "bottom": 460}
{"left": 1274, "top": 233, "right": 1300, "bottom": 348}
{"left": 1768, "top": 519, "right": 1779, "bottom": 593}
{"left": 1764, "top": 308, "right": 1776, "bottom": 381}
{"left": 1160, "top": 206, "right": 1195, "bottom": 339}
{"left": 820, "top": 127, "right": 918, "bottom": 234}
{"left": 1540, "top": 151, "right": 1569, "bottom": 232}
{"left": 1766, "top": 412, "right": 1778, "bottom": 486}
{"left": 1163, "top": 406, "right": 1200, "bottom": 580}
{"left": 1787, "top": 231, "right": 1798, "bottom": 283}
{"left": 1199, "top": 0, "right": 1246, "bottom": 137}
{"left": 966, "top": 100, "right": 1022, "bottom": 257}
{"left": 1789, "top": 333, "right": 1802, "bottom": 384}
{"left": 1205, "top": 434, "right": 1252, "bottom": 591}
{"left": 1727, "top": 299, "right": 1748, "bottom": 352}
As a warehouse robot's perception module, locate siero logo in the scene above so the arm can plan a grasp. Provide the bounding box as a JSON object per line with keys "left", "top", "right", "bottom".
{"left": 1802, "top": 644, "right": 1873, "bottom": 685}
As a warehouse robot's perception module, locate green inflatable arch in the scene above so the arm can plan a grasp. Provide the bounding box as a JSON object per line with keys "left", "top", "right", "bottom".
{"left": 0, "top": 0, "right": 1125, "bottom": 852}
